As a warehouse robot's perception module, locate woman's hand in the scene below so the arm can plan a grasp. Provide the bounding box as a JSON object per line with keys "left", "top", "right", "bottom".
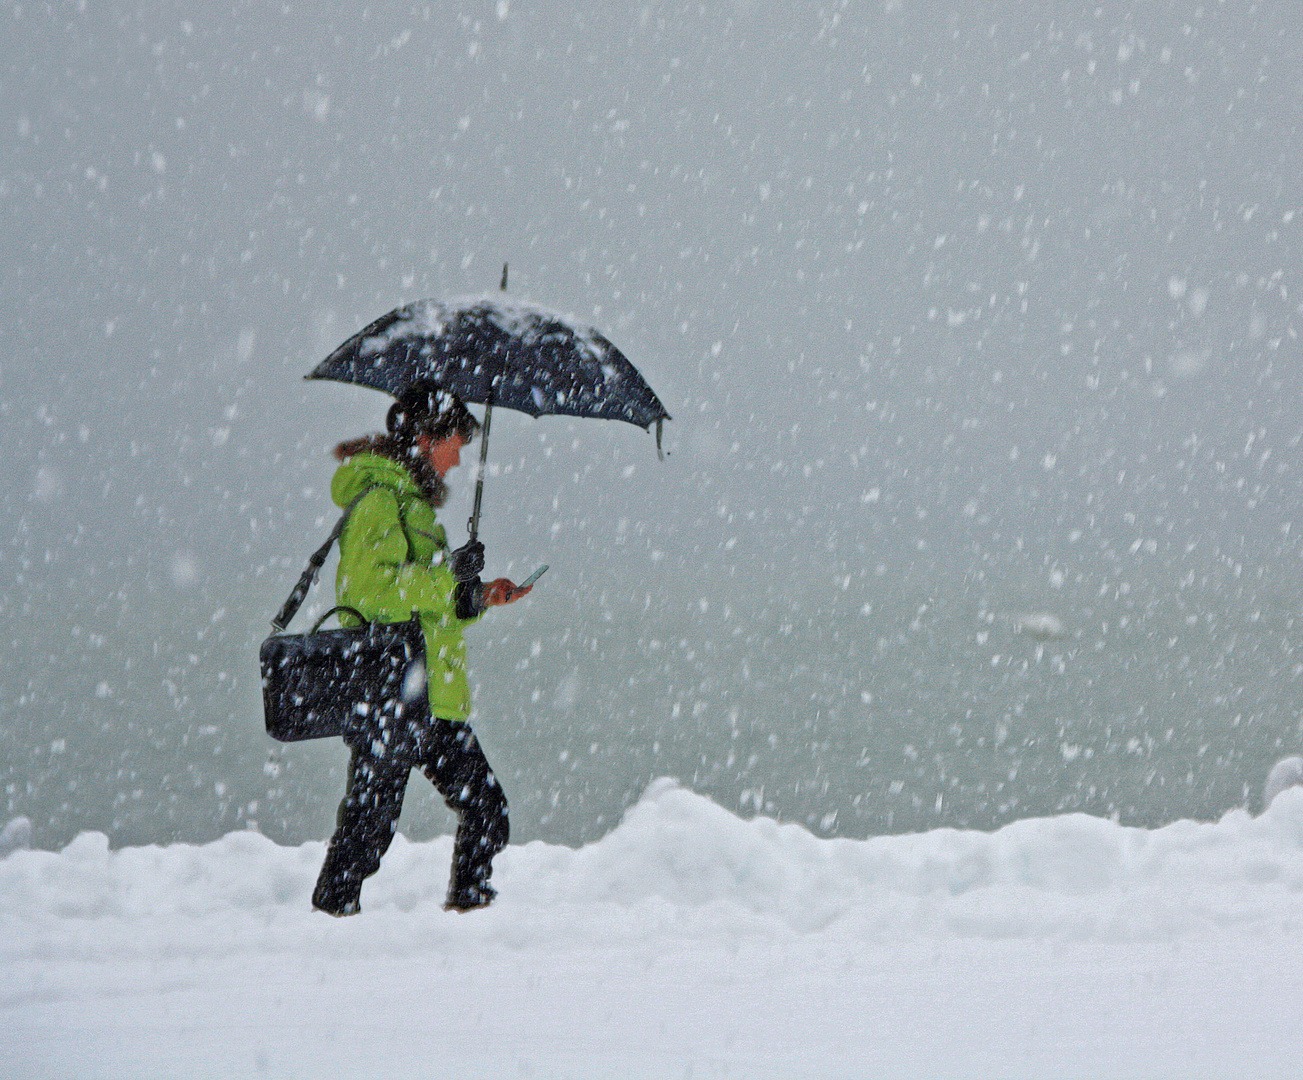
{"left": 482, "top": 578, "right": 532, "bottom": 607}
{"left": 449, "top": 540, "right": 486, "bottom": 582}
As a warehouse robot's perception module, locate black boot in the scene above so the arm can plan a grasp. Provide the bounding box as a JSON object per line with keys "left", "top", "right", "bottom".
{"left": 312, "top": 846, "right": 364, "bottom": 916}
{"left": 444, "top": 877, "right": 496, "bottom": 912}
{"left": 445, "top": 858, "right": 496, "bottom": 912}
{"left": 312, "top": 875, "right": 362, "bottom": 916}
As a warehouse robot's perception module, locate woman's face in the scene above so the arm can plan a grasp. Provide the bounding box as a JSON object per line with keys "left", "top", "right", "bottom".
{"left": 420, "top": 432, "right": 468, "bottom": 479}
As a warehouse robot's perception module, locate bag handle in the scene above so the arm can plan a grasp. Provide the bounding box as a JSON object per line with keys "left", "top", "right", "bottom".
{"left": 309, "top": 605, "right": 368, "bottom": 634}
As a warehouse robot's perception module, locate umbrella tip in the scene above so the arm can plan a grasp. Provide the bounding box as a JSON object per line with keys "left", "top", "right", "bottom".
{"left": 500, "top": 263, "right": 509, "bottom": 291}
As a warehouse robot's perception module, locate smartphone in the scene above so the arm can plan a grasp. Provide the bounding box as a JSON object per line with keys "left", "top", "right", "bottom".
{"left": 519, "top": 565, "right": 549, "bottom": 589}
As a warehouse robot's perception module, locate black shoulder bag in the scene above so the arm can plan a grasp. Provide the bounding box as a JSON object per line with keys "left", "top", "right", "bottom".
{"left": 259, "top": 491, "right": 428, "bottom": 743}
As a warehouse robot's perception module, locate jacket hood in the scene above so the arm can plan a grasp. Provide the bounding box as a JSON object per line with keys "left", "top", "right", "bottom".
{"left": 331, "top": 452, "right": 422, "bottom": 508}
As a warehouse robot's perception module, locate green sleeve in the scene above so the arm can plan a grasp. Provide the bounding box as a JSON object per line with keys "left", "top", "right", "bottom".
{"left": 337, "top": 488, "right": 478, "bottom": 625}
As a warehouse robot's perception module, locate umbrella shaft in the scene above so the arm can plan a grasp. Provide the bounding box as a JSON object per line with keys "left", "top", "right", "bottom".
{"left": 468, "top": 397, "right": 493, "bottom": 541}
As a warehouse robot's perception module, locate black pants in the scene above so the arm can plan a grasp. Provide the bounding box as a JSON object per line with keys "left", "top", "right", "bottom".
{"left": 312, "top": 718, "right": 509, "bottom": 914}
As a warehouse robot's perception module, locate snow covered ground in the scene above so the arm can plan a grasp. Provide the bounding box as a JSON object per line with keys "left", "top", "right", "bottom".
{"left": 5, "top": 779, "right": 1303, "bottom": 1079}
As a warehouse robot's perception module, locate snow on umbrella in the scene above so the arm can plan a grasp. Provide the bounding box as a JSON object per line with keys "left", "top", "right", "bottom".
{"left": 307, "top": 295, "right": 671, "bottom": 539}
{"left": 308, "top": 296, "right": 670, "bottom": 434}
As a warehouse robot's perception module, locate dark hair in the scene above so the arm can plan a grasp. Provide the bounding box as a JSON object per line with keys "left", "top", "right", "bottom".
{"left": 334, "top": 384, "right": 479, "bottom": 505}
{"left": 385, "top": 383, "right": 480, "bottom": 443}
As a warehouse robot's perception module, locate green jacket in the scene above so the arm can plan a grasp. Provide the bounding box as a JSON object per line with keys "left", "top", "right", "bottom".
{"left": 331, "top": 452, "right": 480, "bottom": 722}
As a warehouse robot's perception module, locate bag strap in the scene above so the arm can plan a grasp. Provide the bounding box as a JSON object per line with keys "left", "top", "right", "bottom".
{"left": 269, "top": 488, "right": 375, "bottom": 632}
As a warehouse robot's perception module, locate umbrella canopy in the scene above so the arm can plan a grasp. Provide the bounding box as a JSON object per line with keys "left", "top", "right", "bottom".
{"left": 307, "top": 297, "right": 670, "bottom": 433}
{"left": 307, "top": 294, "right": 670, "bottom": 543}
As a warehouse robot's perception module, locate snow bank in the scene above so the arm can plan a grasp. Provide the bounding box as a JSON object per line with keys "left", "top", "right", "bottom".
{"left": 0, "top": 815, "right": 30, "bottom": 857}
{"left": 7, "top": 778, "right": 1303, "bottom": 937}
{"left": 1264, "top": 755, "right": 1303, "bottom": 807}
{"left": 6, "top": 781, "right": 1303, "bottom": 1079}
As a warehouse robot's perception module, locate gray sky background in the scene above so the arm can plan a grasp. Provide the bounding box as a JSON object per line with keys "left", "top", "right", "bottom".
{"left": 4, "top": 1, "right": 1302, "bottom": 849}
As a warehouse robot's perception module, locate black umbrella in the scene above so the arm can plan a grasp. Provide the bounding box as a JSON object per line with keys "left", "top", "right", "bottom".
{"left": 307, "top": 294, "right": 670, "bottom": 540}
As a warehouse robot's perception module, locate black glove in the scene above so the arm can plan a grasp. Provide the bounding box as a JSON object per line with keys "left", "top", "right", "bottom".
{"left": 449, "top": 540, "right": 485, "bottom": 582}
{"left": 454, "top": 580, "right": 486, "bottom": 620}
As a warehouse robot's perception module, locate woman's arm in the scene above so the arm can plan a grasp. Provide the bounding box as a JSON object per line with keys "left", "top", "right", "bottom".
{"left": 339, "top": 489, "right": 460, "bottom": 620}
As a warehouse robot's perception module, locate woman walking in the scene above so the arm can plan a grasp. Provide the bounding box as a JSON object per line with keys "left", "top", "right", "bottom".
{"left": 311, "top": 383, "right": 531, "bottom": 915}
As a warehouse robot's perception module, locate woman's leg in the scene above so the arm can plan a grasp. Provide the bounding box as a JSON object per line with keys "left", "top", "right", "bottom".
{"left": 419, "top": 720, "right": 509, "bottom": 910}
{"left": 312, "top": 749, "right": 410, "bottom": 915}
